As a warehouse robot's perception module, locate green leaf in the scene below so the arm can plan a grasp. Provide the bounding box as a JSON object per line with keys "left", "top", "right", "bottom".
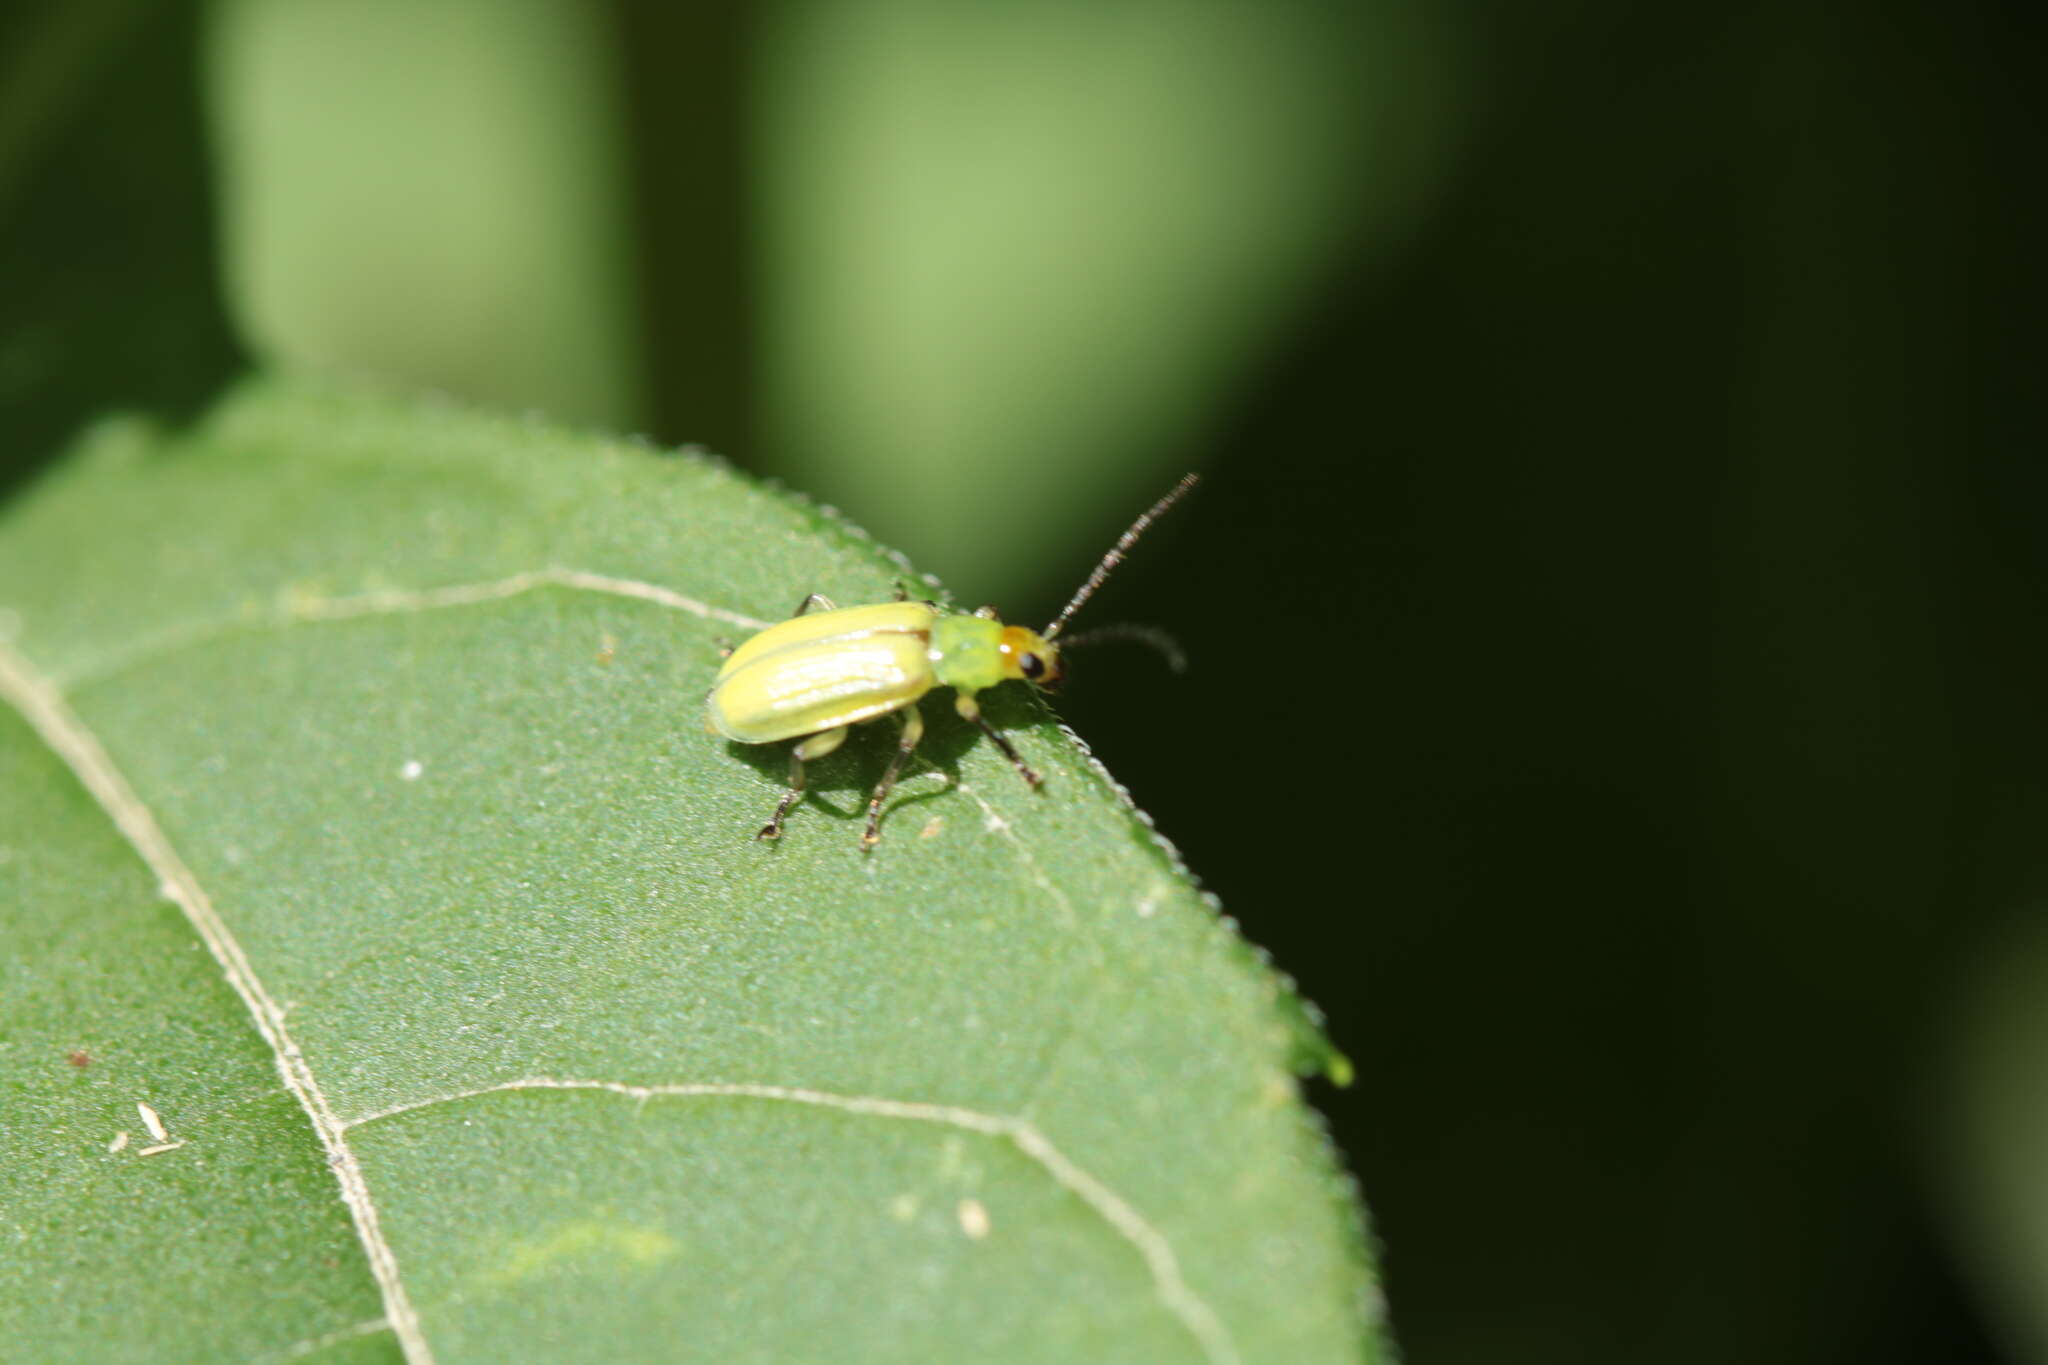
{"left": 0, "top": 380, "right": 1381, "bottom": 1363}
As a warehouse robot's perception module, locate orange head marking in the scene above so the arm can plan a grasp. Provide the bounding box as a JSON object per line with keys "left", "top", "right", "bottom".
{"left": 997, "top": 625, "right": 1063, "bottom": 688}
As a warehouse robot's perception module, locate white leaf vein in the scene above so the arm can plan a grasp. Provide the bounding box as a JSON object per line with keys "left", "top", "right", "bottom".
{"left": 0, "top": 639, "right": 435, "bottom": 1365}
{"left": 52, "top": 567, "right": 771, "bottom": 689}
{"left": 344, "top": 1076, "right": 1237, "bottom": 1365}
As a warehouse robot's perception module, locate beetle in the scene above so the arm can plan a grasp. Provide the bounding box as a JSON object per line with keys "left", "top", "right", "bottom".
{"left": 706, "top": 473, "right": 1199, "bottom": 847}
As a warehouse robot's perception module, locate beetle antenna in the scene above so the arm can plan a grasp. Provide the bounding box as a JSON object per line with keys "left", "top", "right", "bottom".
{"left": 1042, "top": 472, "right": 1199, "bottom": 641}
{"left": 1056, "top": 623, "right": 1188, "bottom": 674}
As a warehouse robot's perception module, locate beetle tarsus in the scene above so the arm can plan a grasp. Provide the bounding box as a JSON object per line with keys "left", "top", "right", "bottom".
{"left": 791, "top": 592, "right": 837, "bottom": 618}
{"left": 758, "top": 772, "right": 803, "bottom": 841}
{"left": 760, "top": 784, "right": 802, "bottom": 840}
{"left": 752, "top": 725, "right": 850, "bottom": 846}
{"left": 859, "top": 707, "right": 926, "bottom": 848}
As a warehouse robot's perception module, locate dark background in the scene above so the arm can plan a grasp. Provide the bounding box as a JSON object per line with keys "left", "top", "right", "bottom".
{"left": 5, "top": 3, "right": 2044, "bottom": 1361}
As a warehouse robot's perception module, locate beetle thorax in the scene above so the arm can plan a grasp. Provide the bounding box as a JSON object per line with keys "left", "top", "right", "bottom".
{"left": 928, "top": 613, "right": 1008, "bottom": 694}
{"left": 928, "top": 614, "right": 1062, "bottom": 695}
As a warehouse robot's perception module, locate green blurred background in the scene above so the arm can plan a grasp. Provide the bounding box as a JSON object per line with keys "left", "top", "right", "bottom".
{"left": 4, "top": 1, "right": 2044, "bottom": 1360}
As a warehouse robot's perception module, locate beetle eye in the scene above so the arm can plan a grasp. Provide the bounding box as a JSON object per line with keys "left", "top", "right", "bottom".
{"left": 1018, "top": 652, "right": 1046, "bottom": 681}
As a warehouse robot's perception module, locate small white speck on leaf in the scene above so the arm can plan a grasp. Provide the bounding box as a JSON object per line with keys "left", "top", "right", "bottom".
{"left": 919, "top": 816, "right": 944, "bottom": 839}
{"left": 400, "top": 760, "right": 425, "bottom": 781}
{"left": 107, "top": 1131, "right": 129, "bottom": 1153}
{"left": 137, "top": 1141, "right": 185, "bottom": 1157}
{"left": 957, "top": 1198, "right": 991, "bottom": 1240}
{"left": 889, "top": 1194, "right": 919, "bottom": 1222}
{"left": 137, "top": 1101, "right": 167, "bottom": 1141}
{"left": 1136, "top": 897, "right": 1157, "bottom": 918}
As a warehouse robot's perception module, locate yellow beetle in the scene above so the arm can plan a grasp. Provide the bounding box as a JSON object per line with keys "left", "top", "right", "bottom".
{"left": 707, "top": 474, "right": 1198, "bottom": 846}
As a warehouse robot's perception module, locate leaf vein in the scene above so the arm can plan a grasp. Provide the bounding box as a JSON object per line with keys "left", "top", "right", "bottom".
{"left": 49, "top": 567, "right": 772, "bottom": 689}
{"left": 260, "top": 1315, "right": 394, "bottom": 1364}
{"left": 0, "top": 639, "right": 436, "bottom": 1365}
{"left": 343, "top": 1076, "right": 1239, "bottom": 1365}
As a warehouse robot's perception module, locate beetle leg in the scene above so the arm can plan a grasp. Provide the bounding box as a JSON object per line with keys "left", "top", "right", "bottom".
{"left": 861, "top": 707, "right": 926, "bottom": 848}
{"left": 887, "top": 583, "right": 941, "bottom": 608}
{"left": 757, "top": 726, "right": 848, "bottom": 840}
{"left": 791, "top": 593, "right": 838, "bottom": 617}
{"left": 955, "top": 694, "right": 1041, "bottom": 789}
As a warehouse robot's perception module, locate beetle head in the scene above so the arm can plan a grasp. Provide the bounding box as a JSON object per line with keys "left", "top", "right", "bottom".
{"left": 997, "top": 624, "right": 1064, "bottom": 690}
